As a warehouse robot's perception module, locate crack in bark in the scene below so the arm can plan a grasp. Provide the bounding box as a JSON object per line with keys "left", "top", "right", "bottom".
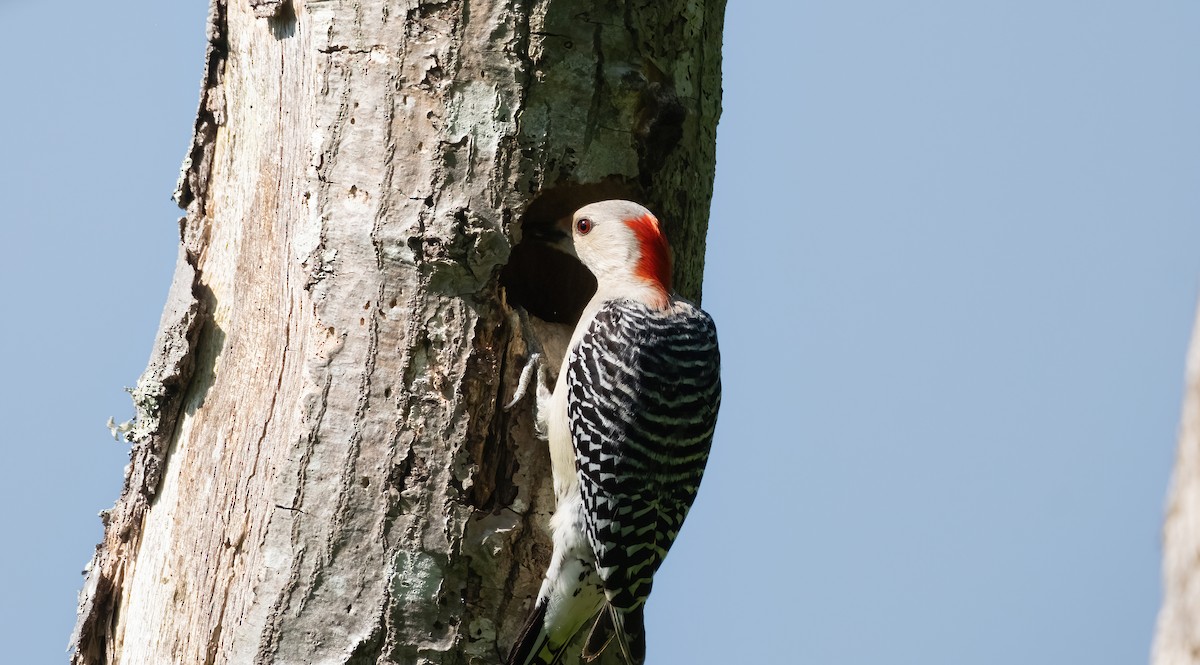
{"left": 582, "top": 20, "right": 604, "bottom": 152}
{"left": 326, "top": 281, "right": 384, "bottom": 566}
{"left": 257, "top": 347, "right": 337, "bottom": 659}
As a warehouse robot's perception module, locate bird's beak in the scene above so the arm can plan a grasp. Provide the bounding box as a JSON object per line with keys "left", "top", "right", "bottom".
{"left": 527, "top": 215, "right": 578, "bottom": 258}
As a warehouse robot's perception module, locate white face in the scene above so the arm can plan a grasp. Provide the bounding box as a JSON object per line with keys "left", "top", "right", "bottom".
{"left": 570, "top": 200, "right": 653, "bottom": 280}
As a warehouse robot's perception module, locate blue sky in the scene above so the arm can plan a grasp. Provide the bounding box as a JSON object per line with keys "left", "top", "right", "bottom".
{"left": 1, "top": 2, "right": 1198, "bottom": 664}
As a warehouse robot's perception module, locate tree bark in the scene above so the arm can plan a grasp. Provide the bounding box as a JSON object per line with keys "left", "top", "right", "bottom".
{"left": 1154, "top": 306, "right": 1200, "bottom": 665}
{"left": 71, "top": 1, "right": 723, "bottom": 664}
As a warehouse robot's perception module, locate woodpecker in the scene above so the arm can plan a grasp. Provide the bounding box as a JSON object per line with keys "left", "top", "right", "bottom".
{"left": 508, "top": 200, "right": 721, "bottom": 665}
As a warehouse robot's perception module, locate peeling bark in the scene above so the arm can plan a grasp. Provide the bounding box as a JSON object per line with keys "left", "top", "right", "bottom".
{"left": 72, "top": 1, "right": 724, "bottom": 664}
{"left": 1154, "top": 307, "right": 1200, "bottom": 665}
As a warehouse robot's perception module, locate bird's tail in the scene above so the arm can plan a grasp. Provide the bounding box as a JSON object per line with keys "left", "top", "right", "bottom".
{"left": 508, "top": 600, "right": 557, "bottom": 665}
{"left": 509, "top": 599, "right": 595, "bottom": 665}
{"left": 508, "top": 601, "right": 646, "bottom": 665}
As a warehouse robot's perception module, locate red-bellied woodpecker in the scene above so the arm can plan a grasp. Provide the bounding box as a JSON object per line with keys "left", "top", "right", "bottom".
{"left": 508, "top": 200, "right": 721, "bottom": 665}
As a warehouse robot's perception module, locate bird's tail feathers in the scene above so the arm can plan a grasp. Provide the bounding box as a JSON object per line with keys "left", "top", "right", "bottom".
{"left": 508, "top": 599, "right": 557, "bottom": 665}
{"left": 508, "top": 599, "right": 596, "bottom": 665}
{"left": 611, "top": 605, "right": 646, "bottom": 665}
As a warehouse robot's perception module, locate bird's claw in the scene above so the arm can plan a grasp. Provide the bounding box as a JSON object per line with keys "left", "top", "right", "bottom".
{"left": 505, "top": 352, "right": 544, "bottom": 410}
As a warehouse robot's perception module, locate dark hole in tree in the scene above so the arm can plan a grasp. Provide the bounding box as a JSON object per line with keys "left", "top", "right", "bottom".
{"left": 501, "top": 181, "right": 642, "bottom": 324}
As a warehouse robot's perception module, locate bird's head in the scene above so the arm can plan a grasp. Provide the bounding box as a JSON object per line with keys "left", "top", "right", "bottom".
{"left": 571, "top": 200, "right": 673, "bottom": 309}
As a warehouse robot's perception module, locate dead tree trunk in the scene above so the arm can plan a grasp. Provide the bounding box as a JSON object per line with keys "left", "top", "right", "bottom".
{"left": 71, "top": 1, "right": 723, "bottom": 663}
{"left": 1154, "top": 307, "right": 1200, "bottom": 665}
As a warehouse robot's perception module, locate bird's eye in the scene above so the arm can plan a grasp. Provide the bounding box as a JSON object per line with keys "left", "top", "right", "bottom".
{"left": 575, "top": 218, "right": 593, "bottom": 235}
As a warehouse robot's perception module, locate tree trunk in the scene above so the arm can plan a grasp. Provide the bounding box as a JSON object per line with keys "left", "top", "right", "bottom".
{"left": 1154, "top": 307, "right": 1200, "bottom": 665}
{"left": 70, "top": 1, "right": 723, "bottom": 663}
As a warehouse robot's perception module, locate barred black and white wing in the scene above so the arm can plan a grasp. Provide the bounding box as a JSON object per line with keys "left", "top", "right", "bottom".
{"left": 565, "top": 298, "right": 721, "bottom": 664}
